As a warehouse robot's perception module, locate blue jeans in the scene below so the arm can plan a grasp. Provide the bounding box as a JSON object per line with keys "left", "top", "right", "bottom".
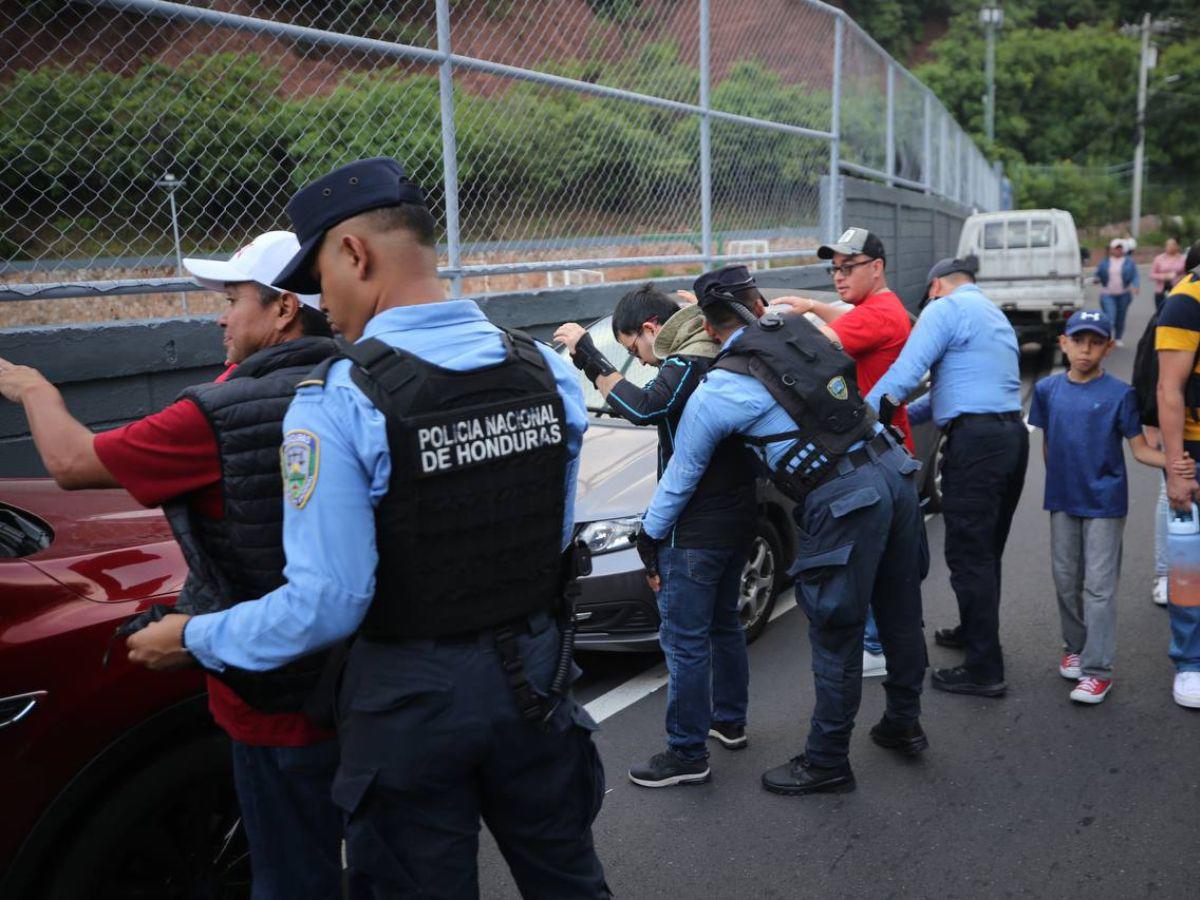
{"left": 230, "top": 738, "right": 342, "bottom": 900}
{"left": 1169, "top": 450, "right": 1200, "bottom": 673}
{"left": 864, "top": 607, "right": 883, "bottom": 655}
{"left": 657, "top": 546, "right": 750, "bottom": 762}
{"left": 1099, "top": 291, "right": 1133, "bottom": 340}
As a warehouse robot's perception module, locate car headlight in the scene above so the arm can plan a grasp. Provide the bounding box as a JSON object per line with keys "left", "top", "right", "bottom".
{"left": 577, "top": 516, "right": 641, "bottom": 554}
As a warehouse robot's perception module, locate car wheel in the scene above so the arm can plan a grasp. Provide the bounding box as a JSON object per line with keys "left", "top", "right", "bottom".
{"left": 48, "top": 732, "right": 250, "bottom": 900}
{"left": 741, "top": 519, "right": 783, "bottom": 644}
{"left": 923, "top": 431, "right": 946, "bottom": 514}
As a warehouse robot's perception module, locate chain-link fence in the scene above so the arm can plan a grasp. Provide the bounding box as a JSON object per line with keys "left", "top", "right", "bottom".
{"left": 0, "top": 0, "right": 1000, "bottom": 320}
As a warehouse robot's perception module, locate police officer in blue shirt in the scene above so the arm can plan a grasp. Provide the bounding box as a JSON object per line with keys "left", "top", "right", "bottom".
{"left": 127, "top": 158, "right": 610, "bottom": 898}
{"left": 868, "top": 256, "right": 1028, "bottom": 698}
{"left": 639, "top": 267, "right": 929, "bottom": 796}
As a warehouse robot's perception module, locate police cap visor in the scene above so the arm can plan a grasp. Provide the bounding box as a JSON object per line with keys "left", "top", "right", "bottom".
{"left": 275, "top": 157, "right": 428, "bottom": 294}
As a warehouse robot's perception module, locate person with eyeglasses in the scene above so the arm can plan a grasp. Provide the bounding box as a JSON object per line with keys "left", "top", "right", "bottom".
{"left": 554, "top": 278, "right": 758, "bottom": 788}
{"left": 867, "top": 255, "right": 1027, "bottom": 699}
{"left": 772, "top": 228, "right": 915, "bottom": 681}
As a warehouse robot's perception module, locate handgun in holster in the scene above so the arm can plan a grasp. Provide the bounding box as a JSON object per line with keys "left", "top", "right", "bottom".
{"left": 878, "top": 393, "right": 906, "bottom": 446}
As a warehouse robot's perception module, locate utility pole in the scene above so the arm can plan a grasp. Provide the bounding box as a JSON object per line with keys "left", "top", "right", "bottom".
{"left": 1131, "top": 12, "right": 1152, "bottom": 239}
{"left": 980, "top": 5, "right": 1003, "bottom": 145}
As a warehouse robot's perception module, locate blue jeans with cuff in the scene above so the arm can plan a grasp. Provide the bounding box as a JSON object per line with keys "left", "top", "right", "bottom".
{"left": 230, "top": 738, "right": 342, "bottom": 900}
{"left": 657, "top": 545, "right": 750, "bottom": 762}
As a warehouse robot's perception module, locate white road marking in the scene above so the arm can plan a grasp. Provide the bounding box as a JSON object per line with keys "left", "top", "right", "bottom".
{"left": 584, "top": 664, "right": 669, "bottom": 723}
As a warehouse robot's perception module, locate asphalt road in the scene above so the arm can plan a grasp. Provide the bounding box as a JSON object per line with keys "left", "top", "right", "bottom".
{"left": 481, "top": 274, "right": 1196, "bottom": 898}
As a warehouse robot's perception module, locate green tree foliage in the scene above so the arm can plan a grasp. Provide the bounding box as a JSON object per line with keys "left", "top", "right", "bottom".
{"left": 0, "top": 42, "right": 838, "bottom": 256}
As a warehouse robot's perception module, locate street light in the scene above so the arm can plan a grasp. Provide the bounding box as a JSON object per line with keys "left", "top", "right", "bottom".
{"left": 154, "top": 171, "right": 188, "bottom": 315}
{"left": 980, "top": 4, "right": 1003, "bottom": 144}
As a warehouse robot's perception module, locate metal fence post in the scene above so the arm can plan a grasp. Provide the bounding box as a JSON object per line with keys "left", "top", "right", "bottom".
{"left": 922, "top": 90, "right": 932, "bottom": 194}
{"left": 435, "top": 0, "right": 462, "bottom": 298}
{"left": 954, "top": 128, "right": 963, "bottom": 204}
{"left": 699, "top": 0, "right": 712, "bottom": 266}
{"left": 827, "top": 14, "right": 843, "bottom": 244}
{"left": 885, "top": 62, "right": 895, "bottom": 187}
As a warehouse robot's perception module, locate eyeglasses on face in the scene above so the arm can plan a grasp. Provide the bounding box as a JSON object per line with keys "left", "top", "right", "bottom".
{"left": 826, "top": 257, "right": 875, "bottom": 278}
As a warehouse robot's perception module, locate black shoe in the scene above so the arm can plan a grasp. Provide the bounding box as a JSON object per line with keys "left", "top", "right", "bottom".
{"left": 761, "top": 754, "right": 855, "bottom": 796}
{"left": 708, "top": 721, "right": 748, "bottom": 750}
{"left": 869, "top": 716, "right": 929, "bottom": 755}
{"left": 930, "top": 666, "right": 1007, "bottom": 697}
{"left": 934, "top": 626, "right": 967, "bottom": 649}
{"left": 628, "top": 750, "right": 711, "bottom": 788}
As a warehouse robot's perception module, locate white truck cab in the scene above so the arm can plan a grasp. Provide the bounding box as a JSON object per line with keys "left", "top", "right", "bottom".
{"left": 956, "top": 208, "right": 1086, "bottom": 345}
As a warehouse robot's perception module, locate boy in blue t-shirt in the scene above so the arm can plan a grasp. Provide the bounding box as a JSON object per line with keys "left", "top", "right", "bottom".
{"left": 1028, "top": 310, "right": 1172, "bottom": 704}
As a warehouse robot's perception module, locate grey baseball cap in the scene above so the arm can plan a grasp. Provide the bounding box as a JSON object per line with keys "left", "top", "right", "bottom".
{"left": 818, "top": 227, "right": 886, "bottom": 262}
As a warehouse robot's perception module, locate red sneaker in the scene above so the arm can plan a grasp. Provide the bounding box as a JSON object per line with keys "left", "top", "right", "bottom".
{"left": 1059, "top": 653, "right": 1081, "bottom": 679}
{"left": 1070, "top": 676, "right": 1112, "bottom": 704}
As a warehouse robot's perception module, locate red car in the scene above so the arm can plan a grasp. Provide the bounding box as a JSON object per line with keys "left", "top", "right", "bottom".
{"left": 0, "top": 479, "right": 249, "bottom": 899}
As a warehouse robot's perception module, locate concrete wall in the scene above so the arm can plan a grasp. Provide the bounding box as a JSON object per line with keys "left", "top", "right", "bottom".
{"left": 840, "top": 177, "right": 972, "bottom": 311}
{"left": 0, "top": 265, "right": 832, "bottom": 477}
{"left": 0, "top": 177, "right": 968, "bottom": 478}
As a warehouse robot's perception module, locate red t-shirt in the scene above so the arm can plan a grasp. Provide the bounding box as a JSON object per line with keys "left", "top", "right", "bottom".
{"left": 828, "top": 290, "right": 915, "bottom": 450}
{"left": 94, "top": 376, "right": 331, "bottom": 747}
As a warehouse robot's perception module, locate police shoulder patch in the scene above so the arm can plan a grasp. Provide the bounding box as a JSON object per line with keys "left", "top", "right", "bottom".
{"left": 827, "top": 375, "right": 849, "bottom": 401}
{"left": 281, "top": 429, "right": 320, "bottom": 509}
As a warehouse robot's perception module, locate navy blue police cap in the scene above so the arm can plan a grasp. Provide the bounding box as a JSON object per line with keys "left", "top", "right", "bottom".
{"left": 693, "top": 265, "right": 758, "bottom": 311}
{"left": 275, "top": 157, "right": 427, "bottom": 294}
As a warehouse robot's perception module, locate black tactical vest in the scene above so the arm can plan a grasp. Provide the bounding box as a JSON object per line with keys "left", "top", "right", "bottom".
{"left": 659, "top": 355, "right": 757, "bottom": 549}
{"left": 165, "top": 336, "right": 337, "bottom": 713}
{"left": 338, "top": 329, "right": 568, "bottom": 639}
{"left": 713, "top": 313, "right": 876, "bottom": 500}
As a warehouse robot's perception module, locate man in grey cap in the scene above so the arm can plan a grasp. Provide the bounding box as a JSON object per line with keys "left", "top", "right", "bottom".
{"left": 867, "top": 256, "right": 1027, "bottom": 698}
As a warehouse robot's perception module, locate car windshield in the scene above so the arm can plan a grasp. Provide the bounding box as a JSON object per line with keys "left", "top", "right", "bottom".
{"left": 558, "top": 316, "right": 658, "bottom": 413}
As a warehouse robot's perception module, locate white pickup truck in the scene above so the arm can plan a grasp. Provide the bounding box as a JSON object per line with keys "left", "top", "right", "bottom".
{"left": 955, "top": 208, "right": 1087, "bottom": 347}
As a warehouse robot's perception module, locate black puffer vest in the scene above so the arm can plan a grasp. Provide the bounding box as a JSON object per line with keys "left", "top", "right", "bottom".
{"left": 164, "top": 336, "right": 337, "bottom": 713}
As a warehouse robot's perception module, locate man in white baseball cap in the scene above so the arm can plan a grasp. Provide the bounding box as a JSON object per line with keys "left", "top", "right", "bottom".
{"left": 0, "top": 230, "right": 342, "bottom": 898}
{"left": 184, "top": 230, "right": 329, "bottom": 365}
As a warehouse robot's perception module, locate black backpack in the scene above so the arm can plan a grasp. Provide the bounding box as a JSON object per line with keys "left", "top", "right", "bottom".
{"left": 1134, "top": 298, "right": 1200, "bottom": 427}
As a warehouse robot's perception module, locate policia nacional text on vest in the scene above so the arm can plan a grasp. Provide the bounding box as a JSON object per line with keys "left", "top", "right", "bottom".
{"left": 307, "top": 326, "right": 590, "bottom": 722}
{"left": 714, "top": 312, "right": 879, "bottom": 499}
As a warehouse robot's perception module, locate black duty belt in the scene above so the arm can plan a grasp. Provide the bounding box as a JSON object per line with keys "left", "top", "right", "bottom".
{"left": 839, "top": 431, "right": 899, "bottom": 473}
{"left": 949, "top": 411, "right": 1023, "bottom": 430}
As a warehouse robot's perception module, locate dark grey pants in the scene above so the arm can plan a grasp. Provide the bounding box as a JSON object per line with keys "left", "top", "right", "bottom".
{"left": 789, "top": 440, "right": 928, "bottom": 768}
{"left": 1050, "top": 512, "right": 1125, "bottom": 679}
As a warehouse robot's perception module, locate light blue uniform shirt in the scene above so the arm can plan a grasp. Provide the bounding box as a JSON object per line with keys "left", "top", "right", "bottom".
{"left": 866, "top": 282, "right": 1021, "bottom": 428}
{"left": 185, "top": 300, "right": 587, "bottom": 672}
{"left": 641, "top": 327, "right": 878, "bottom": 540}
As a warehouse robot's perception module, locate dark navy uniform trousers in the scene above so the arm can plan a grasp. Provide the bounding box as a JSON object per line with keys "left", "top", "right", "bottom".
{"left": 333, "top": 613, "right": 610, "bottom": 899}
{"left": 789, "top": 438, "right": 928, "bottom": 768}
{"left": 941, "top": 415, "right": 1029, "bottom": 682}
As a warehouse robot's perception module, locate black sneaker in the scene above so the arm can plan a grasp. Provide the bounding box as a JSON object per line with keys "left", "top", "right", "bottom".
{"left": 761, "top": 754, "right": 855, "bottom": 796}
{"left": 869, "top": 715, "right": 929, "bottom": 755}
{"left": 933, "top": 626, "right": 967, "bottom": 649}
{"left": 930, "top": 665, "right": 1007, "bottom": 697}
{"left": 628, "top": 750, "right": 711, "bottom": 788}
{"left": 708, "top": 721, "right": 748, "bottom": 750}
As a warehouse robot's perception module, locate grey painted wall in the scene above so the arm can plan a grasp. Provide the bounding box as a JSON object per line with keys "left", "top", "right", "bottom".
{"left": 0, "top": 265, "right": 833, "bottom": 477}
{"left": 0, "top": 179, "right": 969, "bottom": 478}
{"left": 840, "top": 177, "right": 972, "bottom": 311}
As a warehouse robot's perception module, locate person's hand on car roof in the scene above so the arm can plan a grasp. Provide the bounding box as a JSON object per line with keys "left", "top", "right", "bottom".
{"left": 552, "top": 322, "right": 587, "bottom": 353}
